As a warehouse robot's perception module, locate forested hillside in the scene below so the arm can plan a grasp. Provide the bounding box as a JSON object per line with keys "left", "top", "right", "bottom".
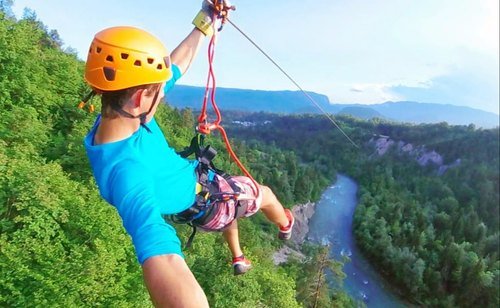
{"left": 226, "top": 112, "right": 500, "bottom": 307}
{"left": 0, "top": 6, "right": 355, "bottom": 307}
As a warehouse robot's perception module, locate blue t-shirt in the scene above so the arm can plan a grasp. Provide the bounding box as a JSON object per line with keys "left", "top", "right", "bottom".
{"left": 84, "top": 65, "right": 197, "bottom": 264}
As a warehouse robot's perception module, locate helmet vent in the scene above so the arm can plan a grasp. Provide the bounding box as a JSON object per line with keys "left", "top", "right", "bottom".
{"left": 103, "top": 67, "right": 116, "bottom": 81}
{"left": 86, "top": 27, "right": 171, "bottom": 90}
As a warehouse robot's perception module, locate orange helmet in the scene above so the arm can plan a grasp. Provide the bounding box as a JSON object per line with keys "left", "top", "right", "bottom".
{"left": 84, "top": 26, "right": 172, "bottom": 91}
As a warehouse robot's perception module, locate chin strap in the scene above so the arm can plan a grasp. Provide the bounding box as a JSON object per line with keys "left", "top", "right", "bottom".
{"left": 110, "top": 88, "right": 161, "bottom": 126}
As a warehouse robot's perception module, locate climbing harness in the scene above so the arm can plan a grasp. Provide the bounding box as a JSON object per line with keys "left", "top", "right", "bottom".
{"left": 172, "top": 136, "right": 250, "bottom": 248}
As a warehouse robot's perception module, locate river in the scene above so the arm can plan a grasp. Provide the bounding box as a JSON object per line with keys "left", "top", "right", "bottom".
{"left": 307, "top": 174, "right": 405, "bottom": 307}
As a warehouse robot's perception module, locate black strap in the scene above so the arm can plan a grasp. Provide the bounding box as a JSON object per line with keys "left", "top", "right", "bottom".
{"left": 185, "top": 224, "right": 197, "bottom": 249}
{"left": 110, "top": 88, "right": 160, "bottom": 126}
{"left": 177, "top": 135, "right": 218, "bottom": 167}
{"left": 177, "top": 134, "right": 205, "bottom": 158}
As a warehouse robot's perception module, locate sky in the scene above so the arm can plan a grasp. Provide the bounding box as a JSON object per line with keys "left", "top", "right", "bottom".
{"left": 10, "top": 0, "right": 500, "bottom": 114}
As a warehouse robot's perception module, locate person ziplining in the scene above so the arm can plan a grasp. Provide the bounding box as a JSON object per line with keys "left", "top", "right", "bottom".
{"left": 80, "top": 1, "right": 294, "bottom": 307}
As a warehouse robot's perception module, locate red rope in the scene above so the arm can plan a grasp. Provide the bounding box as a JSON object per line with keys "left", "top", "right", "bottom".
{"left": 197, "top": 15, "right": 260, "bottom": 197}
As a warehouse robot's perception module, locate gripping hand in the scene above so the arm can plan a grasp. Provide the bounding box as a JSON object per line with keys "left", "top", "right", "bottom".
{"left": 192, "top": 0, "right": 235, "bottom": 36}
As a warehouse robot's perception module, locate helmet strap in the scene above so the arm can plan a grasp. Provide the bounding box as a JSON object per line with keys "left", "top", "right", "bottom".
{"left": 139, "top": 88, "right": 161, "bottom": 125}
{"left": 110, "top": 88, "right": 161, "bottom": 127}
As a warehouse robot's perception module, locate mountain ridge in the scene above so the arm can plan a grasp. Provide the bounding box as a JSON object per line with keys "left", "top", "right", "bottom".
{"left": 167, "top": 85, "right": 498, "bottom": 128}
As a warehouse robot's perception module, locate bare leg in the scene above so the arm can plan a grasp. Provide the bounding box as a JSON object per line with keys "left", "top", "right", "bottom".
{"left": 222, "top": 185, "right": 290, "bottom": 259}
{"left": 222, "top": 220, "right": 243, "bottom": 258}
{"left": 259, "top": 185, "right": 290, "bottom": 228}
{"left": 223, "top": 220, "right": 252, "bottom": 275}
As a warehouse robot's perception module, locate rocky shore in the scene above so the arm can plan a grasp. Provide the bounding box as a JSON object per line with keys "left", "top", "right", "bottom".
{"left": 273, "top": 202, "right": 316, "bottom": 265}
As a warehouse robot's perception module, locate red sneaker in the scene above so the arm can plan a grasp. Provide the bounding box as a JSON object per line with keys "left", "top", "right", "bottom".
{"left": 232, "top": 255, "right": 252, "bottom": 276}
{"left": 278, "top": 209, "right": 294, "bottom": 240}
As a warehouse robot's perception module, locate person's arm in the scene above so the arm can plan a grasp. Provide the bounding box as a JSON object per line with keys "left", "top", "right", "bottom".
{"left": 110, "top": 163, "right": 208, "bottom": 307}
{"left": 143, "top": 254, "right": 209, "bottom": 308}
{"left": 170, "top": 28, "right": 205, "bottom": 75}
{"left": 171, "top": 0, "right": 225, "bottom": 74}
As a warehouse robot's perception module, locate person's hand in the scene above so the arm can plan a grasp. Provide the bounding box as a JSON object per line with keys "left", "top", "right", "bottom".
{"left": 193, "top": 0, "right": 234, "bottom": 36}
{"left": 200, "top": 0, "right": 216, "bottom": 18}
{"left": 202, "top": 0, "right": 234, "bottom": 17}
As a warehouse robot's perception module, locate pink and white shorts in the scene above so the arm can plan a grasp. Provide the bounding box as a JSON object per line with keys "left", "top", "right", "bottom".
{"left": 197, "top": 174, "right": 263, "bottom": 231}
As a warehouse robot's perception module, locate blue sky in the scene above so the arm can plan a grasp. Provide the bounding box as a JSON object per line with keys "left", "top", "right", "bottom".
{"left": 11, "top": 0, "right": 499, "bottom": 114}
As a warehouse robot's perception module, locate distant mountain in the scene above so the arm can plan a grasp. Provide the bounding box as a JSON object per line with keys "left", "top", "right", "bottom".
{"left": 166, "top": 85, "right": 334, "bottom": 113}
{"left": 369, "top": 101, "right": 499, "bottom": 128}
{"left": 167, "top": 85, "right": 499, "bottom": 128}
{"left": 337, "top": 106, "right": 386, "bottom": 120}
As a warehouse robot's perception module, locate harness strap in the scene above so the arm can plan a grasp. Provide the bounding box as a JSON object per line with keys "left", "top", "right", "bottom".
{"left": 177, "top": 134, "right": 204, "bottom": 158}
{"left": 173, "top": 133, "right": 247, "bottom": 248}
{"left": 185, "top": 224, "right": 197, "bottom": 249}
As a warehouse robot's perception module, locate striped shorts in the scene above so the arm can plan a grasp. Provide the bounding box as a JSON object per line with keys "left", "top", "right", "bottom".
{"left": 197, "top": 174, "right": 263, "bottom": 231}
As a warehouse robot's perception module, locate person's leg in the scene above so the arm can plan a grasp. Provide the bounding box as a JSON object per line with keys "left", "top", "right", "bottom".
{"left": 222, "top": 220, "right": 243, "bottom": 258}
{"left": 259, "top": 185, "right": 290, "bottom": 228}
{"left": 222, "top": 220, "right": 252, "bottom": 275}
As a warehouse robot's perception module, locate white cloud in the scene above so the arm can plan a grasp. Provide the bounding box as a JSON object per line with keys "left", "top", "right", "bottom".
{"left": 387, "top": 49, "right": 499, "bottom": 114}
{"left": 328, "top": 83, "right": 403, "bottom": 104}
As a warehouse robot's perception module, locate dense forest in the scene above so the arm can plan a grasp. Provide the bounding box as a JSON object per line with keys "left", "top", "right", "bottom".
{"left": 0, "top": 4, "right": 357, "bottom": 307}
{"left": 226, "top": 112, "right": 499, "bottom": 306}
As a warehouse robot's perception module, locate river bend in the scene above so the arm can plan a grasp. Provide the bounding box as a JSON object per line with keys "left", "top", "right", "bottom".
{"left": 308, "top": 174, "right": 404, "bottom": 307}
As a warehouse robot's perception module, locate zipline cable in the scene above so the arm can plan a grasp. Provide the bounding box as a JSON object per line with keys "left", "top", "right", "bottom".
{"left": 225, "top": 17, "right": 359, "bottom": 149}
